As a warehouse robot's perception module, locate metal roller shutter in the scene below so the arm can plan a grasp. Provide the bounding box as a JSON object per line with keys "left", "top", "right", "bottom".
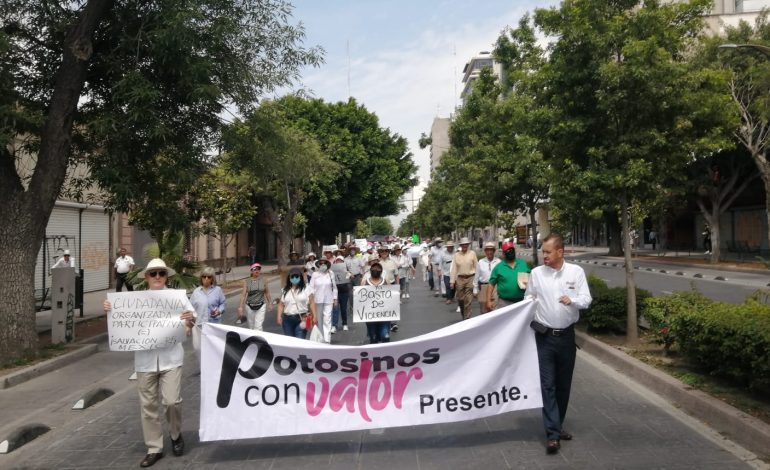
{"left": 80, "top": 209, "right": 110, "bottom": 291}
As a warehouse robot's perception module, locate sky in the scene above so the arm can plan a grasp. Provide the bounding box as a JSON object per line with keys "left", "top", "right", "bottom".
{"left": 283, "top": 0, "right": 559, "bottom": 228}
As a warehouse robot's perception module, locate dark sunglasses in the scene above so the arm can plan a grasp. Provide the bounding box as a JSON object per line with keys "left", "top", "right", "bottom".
{"left": 148, "top": 270, "right": 167, "bottom": 278}
{"left": 289, "top": 275, "right": 301, "bottom": 280}
{"left": 201, "top": 275, "right": 213, "bottom": 279}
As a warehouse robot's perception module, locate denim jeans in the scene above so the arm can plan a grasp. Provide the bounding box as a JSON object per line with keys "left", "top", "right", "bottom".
{"left": 281, "top": 314, "right": 306, "bottom": 339}
{"left": 536, "top": 326, "right": 577, "bottom": 440}
{"left": 443, "top": 275, "right": 454, "bottom": 299}
{"left": 428, "top": 269, "right": 435, "bottom": 290}
{"left": 333, "top": 284, "right": 350, "bottom": 327}
{"left": 366, "top": 321, "right": 390, "bottom": 343}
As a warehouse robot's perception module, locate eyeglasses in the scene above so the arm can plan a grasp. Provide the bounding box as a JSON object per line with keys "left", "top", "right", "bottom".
{"left": 289, "top": 275, "right": 301, "bottom": 280}
{"left": 148, "top": 270, "right": 167, "bottom": 278}
{"left": 201, "top": 275, "right": 213, "bottom": 279}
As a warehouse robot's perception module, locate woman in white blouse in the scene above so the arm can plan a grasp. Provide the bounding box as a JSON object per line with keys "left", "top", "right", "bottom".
{"left": 277, "top": 267, "right": 316, "bottom": 339}
{"left": 309, "top": 258, "right": 337, "bottom": 343}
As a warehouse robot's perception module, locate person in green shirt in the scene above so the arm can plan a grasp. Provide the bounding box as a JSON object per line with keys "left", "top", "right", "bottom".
{"left": 486, "top": 240, "right": 530, "bottom": 311}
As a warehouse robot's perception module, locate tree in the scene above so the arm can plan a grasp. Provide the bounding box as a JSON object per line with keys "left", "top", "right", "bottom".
{"left": 354, "top": 219, "right": 372, "bottom": 239}
{"left": 713, "top": 14, "right": 770, "bottom": 254}
{"left": 275, "top": 97, "right": 417, "bottom": 242}
{"left": 689, "top": 148, "right": 758, "bottom": 263}
{"left": 0, "top": 0, "right": 320, "bottom": 364}
{"left": 221, "top": 100, "right": 336, "bottom": 269}
{"left": 534, "top": 0, "right": 732, "bottom": 343}
{"left": 367, "top": 217, "right": 393, "bottom": 236}
{"left": 195, "top": 167, "right": 257, "bottom": 279}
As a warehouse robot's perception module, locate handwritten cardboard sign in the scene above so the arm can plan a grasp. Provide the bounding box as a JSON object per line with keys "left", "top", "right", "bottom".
{"left": 107, "top": 289, "right": 189, "bottom": 351}
{"left": 352, "top": 284, "right": 400, "bottom": 323}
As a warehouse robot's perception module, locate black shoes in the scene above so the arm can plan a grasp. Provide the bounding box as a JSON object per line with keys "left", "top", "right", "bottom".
{"left": 139, "top": 453, "right": 163, "bottom": 467}
{"left": 546, "top": 439, "right": 560, "bottom": 454}
{"left": 559, "top": 430, "right": 573, "bottom": 440}
{"left": 171, "top": 434, "right": 185, "bottom": 456}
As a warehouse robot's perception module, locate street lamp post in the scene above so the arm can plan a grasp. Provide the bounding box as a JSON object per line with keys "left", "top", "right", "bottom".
{"left": 718, "top": 43, "right": 770, "bottom": 57}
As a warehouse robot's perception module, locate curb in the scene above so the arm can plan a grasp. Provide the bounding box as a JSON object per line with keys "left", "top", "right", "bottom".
{"left": 577, "top": 331, "right": 770, "bottom": 460}
{"left": 0, "top": 343, "right": 99, "bottom": 390}
{"left": 591, "top": 254, "right": 767, "bottom": 275}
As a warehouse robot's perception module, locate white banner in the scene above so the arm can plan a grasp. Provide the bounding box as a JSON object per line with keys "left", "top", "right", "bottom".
{"left": 199, "top": 300, "right": 541, "bottom": 441}
{"left": 107, "top": 289, "right": 188, "bottom": 351}
{"left": 352, "top": 285, "right": 400, "bottom": 323}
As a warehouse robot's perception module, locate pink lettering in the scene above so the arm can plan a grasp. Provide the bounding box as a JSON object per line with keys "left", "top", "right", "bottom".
{"left": 368, "top": 372, "right": 392, "bottom": 411}
{"left": 304, "top": 365, "right": 424, "bottom": 422}
{"left": 305, "top": 377, "right": 329, "bottom": 416}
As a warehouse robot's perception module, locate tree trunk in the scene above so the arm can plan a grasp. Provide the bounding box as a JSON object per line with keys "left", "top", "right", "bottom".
{"left": 621, "top": 201, "right": 639, "bottom": 345}
{"left": 0, "top": 205, "right": 40, "bottom": 366}
{"left": 0, "top": 0, "right": 114, "bottom": 364}
{"left": 529, "top": 205, "right": 539, "bottom": 266}
{"left": 606, "top": 211, "right": 623, "bottom": 256}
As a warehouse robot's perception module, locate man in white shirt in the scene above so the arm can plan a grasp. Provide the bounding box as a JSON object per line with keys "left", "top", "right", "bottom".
{"left": 51, "top": 250, "right": 75, "bottom": 269}
{"left": 525, "top": 233, "right": 592, "bottom": 455}
{"left": 114, "top": 247, "right": 135, "bottom": 292}
{"left": 474, "top": 242, "right": 501, "bottom": 314}
{"left": 440, "top": 241, "right": 455, "bottom": 304}
{"left": 103, "top": 258, "right": 195, "bottom": 467}
{"left": 429, "top": 238, "right": 443, "bottom": 296}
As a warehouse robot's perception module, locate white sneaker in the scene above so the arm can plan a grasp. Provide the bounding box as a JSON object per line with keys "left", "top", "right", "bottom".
{"left": 331, "top": 326, "right": 337, "bottom": 334}
{"left": 456, "top": 306, "right": 461, "bottom": 313}
{"left": 343, "top": 325, "right": 349, "bottom": 331}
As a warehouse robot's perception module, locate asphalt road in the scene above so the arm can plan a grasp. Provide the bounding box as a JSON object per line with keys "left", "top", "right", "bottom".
{"left": 571, "top": 256, "right": 763, "bottom": 303}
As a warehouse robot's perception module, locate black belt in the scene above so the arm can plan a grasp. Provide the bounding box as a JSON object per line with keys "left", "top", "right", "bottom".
{"left": 478, "top": 282, "right": 488, "bottom": 285}
{"left": 539, "top": 324, "right": 574, "bottom": 337}
{"left": 458, "top": 274, "right": 474, "bottom": 278}
{"left": 499, "top": 297, "right": 524, "bottom": 302}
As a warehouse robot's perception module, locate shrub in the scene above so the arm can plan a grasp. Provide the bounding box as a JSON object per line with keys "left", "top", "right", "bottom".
{"left": 643, "top": 291, "right": 713, "bottom": 353}
{"left": 671, "top": 301, "right": 770, "bottom": 392}
{"left": 582, "top": 274, "right": 651, "bottom": 333}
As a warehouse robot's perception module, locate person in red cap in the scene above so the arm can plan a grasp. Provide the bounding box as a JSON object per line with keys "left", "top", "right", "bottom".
{"left": 486, "top": 240, "right": 530, "bottom": 311}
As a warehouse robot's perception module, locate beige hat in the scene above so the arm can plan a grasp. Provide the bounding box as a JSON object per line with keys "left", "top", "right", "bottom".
{"left": 393, "top": 244, "right": 402, "bottom": 250}
{"left": 140, "top": 258, "right": 176, "bottom": 277}
{"left": 484, "top": 242, "right": 496, "bottom": 250}
{"left": 445, "top": 241, "right": 455, "bottom": 248}
{"left": 368, "top": 253, "right": 380, "bottom": 262}
{"left": 434, "top": 237, "right": 443, "bottom": 243}
{"left": 459, "top": 237, "right": 471, "bottom": 245}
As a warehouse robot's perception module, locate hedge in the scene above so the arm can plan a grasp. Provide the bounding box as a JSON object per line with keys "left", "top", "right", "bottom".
{"left": 582, "top": 274, "right": 651, "bottom": 333}
{"left": 670, "top": 299, "right": 770, "bottom": 392}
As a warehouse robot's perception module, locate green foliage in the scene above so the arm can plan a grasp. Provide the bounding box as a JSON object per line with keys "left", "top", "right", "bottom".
{"left": 354, "top": 219, "right": 372, "bottom": 239}
{"left": 582, "top": 275, "right": 652, "bottom": 332}
{"left": 671, "top": 300, "right": 770, "bottom": 392}
{"left": 642, "top": 290, "right": 713, "bottom": 352}
{"left": 130, "top": 231, "right": 200, "bottom": 291}
{"left": 272, "top": 96, "right": 417, "bottom": 241}
{"left": 366, "top": 217, "right": 393, "bottom": 236}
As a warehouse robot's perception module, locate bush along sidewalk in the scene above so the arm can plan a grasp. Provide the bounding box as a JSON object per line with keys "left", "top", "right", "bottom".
{"left": 582, "top": 274, "right": 651, "bottom": 333}
{"left": 642, "top": 289, "right": 770, "bottom": 395}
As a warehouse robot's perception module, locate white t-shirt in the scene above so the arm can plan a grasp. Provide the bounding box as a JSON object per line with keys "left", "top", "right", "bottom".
{"left": 281, "top": 287, "right": 313, "bottom": 315}
{"left": 114, "top": 255, "right": 135, "bottom": 274}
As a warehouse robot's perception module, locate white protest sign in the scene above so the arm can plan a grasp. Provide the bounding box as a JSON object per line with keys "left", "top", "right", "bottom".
{"left": 352, "top": 284, "right": 400, "bottom": 323}
{"left": 355, "top": 238, "right": 368, "bottom": 252}
{"left": 107, "top": 289, "right": 189, "bottom": 351}
{"left": 199, "top": 300, "right": 541, "bottom": 441}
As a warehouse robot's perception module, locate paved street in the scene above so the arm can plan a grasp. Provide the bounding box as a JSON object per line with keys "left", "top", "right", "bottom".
{"left": 566, "top": 252, "right": 768, "bottom": 303}
{"left": 0, "top": 266, "right": 762, "bottom": 469}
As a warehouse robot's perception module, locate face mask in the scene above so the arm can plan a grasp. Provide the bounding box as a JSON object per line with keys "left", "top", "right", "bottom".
{"left": 290, "top": 276, "right": 301, "bottom": 285}
{"left": 319, "top": 265, "right": 328, "bottom": 273}
{"left": 371, "top": 269, "right": 382, "bottom": 278}
{"left": 504, "top": 251, "right": 516, "bottom": 260}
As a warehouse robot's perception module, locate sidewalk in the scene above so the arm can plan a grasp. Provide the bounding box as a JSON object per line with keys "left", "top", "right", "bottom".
{"left": 0, "top": 275, "right": 762, "bottom": 469}
{"left": 35, "top": 263, "right": 277, "bottom": 335}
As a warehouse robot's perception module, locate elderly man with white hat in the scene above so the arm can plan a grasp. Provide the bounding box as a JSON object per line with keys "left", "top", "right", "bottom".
{"left": 450, "top": 237, "right": 478, "bottom": 319}
{"left": 475, "top": 242, "right": 501, "bottom": 314}
{"left": 103, "top": 258, "right": 195, "bottom": 467}
{"left": 428, "top": 237, "right": 443, "bottom": 296}
{"left": 51, "top": 249, "right": 76, "bottom": 269}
